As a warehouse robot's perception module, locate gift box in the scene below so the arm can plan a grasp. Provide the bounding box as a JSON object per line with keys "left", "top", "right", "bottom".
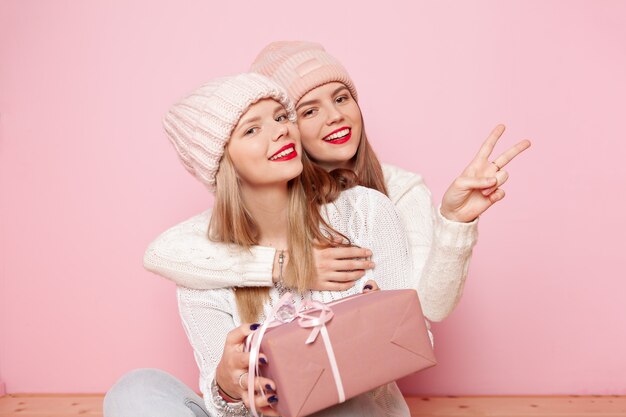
{"left": 246, "top": 289, "right": 436, "bottom": 417}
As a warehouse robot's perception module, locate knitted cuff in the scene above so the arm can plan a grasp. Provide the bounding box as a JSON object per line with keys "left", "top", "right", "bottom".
{"left": 234, "top": 246, "right": 277, "bottom": 287}
{"left": 434, "top": 204, "right": 479, "bottom": 248}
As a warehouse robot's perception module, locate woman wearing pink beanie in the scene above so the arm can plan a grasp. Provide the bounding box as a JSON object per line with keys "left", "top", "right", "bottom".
{"left": 144, "top": 41, "right": 531, "bottom": 325}
{"left": 106, "top": 73, "right": 415, "bottom": 416}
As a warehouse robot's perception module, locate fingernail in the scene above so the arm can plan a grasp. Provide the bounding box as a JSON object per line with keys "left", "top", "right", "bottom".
{"left": 265, "top": 384, "right": 275, "bottom": 392}
{"left": 366, "top": 250, "right": 372, "bottom": 256}
{"left": 268, "top": 395, "right": 278, "bottom": 403}
{"left": 369, "top": 262, "right": 375, "bottom": 268}
{"left": 250, "top": 323, "right": 260, "bottom": 330}
{"left": 363, "top": 284, "right": 373, "bottom": 290}
{"left": 259, "top": 357, "right": 268, "bottom": 365}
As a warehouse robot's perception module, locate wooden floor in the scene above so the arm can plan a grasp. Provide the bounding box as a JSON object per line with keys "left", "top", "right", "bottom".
{"left": 1, "top": 394, "right": 625, "bottom": 416}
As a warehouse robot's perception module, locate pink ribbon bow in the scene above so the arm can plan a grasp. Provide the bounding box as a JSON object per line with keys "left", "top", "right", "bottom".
{"left": 245, "top": 293, "right": 346, "bottom": 417}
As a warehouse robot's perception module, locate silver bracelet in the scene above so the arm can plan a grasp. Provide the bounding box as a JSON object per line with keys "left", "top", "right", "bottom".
{"left": 210, "top": 378, "right": 248, "bottom": 416}
{"left": 278, "top": 250, "right": 285, "bottom": 283}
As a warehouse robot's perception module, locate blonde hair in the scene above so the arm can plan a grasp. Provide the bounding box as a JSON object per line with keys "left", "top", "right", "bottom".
{"left": 209, "top": 151, "right": 354, "bottom": 322}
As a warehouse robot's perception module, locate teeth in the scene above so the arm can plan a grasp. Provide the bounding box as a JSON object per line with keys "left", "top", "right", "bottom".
{"left": 323, "top": 128, "right": 350, "bottom": 141}
{"left": 270, "top": 147, "right": 294, "bottom": 161}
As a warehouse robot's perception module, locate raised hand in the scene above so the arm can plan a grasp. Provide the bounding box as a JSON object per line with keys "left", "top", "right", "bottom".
{"left": 440, "top": 124, "right": 531, "bottom": 223}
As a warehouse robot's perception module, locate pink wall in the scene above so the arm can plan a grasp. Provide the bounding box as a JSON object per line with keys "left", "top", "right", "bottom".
{"left": 1, "top": 0, "right": 625, "bottom": 395}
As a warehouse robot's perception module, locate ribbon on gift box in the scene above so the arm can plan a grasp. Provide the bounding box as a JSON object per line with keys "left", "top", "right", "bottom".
{"left": 245, "top": 293, "right": 347, "bottom": 417}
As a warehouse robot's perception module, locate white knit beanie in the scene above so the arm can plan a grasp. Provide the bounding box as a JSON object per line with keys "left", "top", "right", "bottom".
{"left": 162, "top": 73, "right": 296, "bottom": 191}
{"left": 250, "top": 41, "right": 358, "bottom": 104}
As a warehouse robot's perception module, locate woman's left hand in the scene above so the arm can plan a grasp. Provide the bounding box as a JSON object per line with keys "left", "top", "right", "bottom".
{"left": 440, "top": 124, "right": 531, "bottom": 223}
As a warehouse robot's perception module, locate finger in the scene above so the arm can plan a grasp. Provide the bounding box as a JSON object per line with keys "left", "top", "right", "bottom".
{"left": 234, "top": 351, "right": 269, "bottom": 369}
{"left": 225, "top": 323, "right": 259, "bottom": 346}
{"left": 363, "top": 280, "right": 380, "bottom": 292}
{"left": 239, "top": 375, "right": 275, "bottom": 393}
{"left": 475, "top": 124, "right": 506, "bottom": 161}
{"left": 481, "top": 170, "right": 509, "bottom": 195}
{"left": 491, "top": 139, "right": 531, "bottom": 169}
{"left": 258, "top": 406, "right": 281, "bottom": 417}
{"left": 316, "top": 280, "right": 359, "bottom": 292}
{"left": 327, "top": 269, "right": 367, "bottom": 283}
{"left": 241, "top": 377, "right": 279, "bottom": 411}
{"left": 454, "top": 176, "right": 497, "bottom": 191}
{"left": 253, "top": 390, "right": 278, "bottom": 410}
{"left": 326, "top": 259, "right": 375, "bottom": 272}
{"left": 256, "top": 377, "right": 277, "bottom": 394}
{"left": 322, "top": 246, "right": 372, "bottom": 260}
{"left": 488, "top": 188, "right": 506, "bottom": 204}
{"left": 239, "top": 395, "right": 279, "bottom": 416}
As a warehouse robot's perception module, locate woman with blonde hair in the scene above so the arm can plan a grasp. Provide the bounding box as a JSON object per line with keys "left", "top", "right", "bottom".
{"left": 105, "top": 73, "right": 415, "bottom": 416}
{"left": 144, "top": 41, "right": 530, "bottom": 324}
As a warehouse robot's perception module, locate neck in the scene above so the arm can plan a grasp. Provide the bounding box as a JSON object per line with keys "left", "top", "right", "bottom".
{"left": 240, "top": 182, "right": 290, "bottom": 249}
{"left": 315, "top": 158, "right": 353, "bottom": 172}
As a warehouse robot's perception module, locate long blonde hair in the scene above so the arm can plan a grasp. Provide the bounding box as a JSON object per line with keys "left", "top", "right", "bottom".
{"left": 209, "top": 151, "right": 356, "bottom": 322}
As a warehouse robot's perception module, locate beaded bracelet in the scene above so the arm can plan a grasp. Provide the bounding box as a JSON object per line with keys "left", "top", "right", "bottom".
{"left": 210, "top": 378, "right": 248, "bottom": 416}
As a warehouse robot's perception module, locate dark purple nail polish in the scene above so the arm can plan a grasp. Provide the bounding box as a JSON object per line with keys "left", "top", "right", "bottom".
{"left": 268, "top": 395, "right": 278, "bottom": 403}
{"left": 250, "top": 323, "right": 260, "bottom": 330}
{"left": 259, "top": 357, "right": 268, "bottom": 365}
{"left": 265, "top": 384, "right": 274, "bottom": 392}
{"left": 363, "top": 284, "right": 373, "bottom": 290}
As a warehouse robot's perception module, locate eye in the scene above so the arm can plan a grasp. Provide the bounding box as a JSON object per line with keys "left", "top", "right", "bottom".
{"left": 335, "top": 95, "right": 349, "bottom": 104}
{"left": 244, "top": 127, "right": 259, "bottom": 136}
{"left": 301, "top": 108, "right": 317, "bottom": 118}
{"left": 275, "top": 113, "right": 288, "bottom": 122}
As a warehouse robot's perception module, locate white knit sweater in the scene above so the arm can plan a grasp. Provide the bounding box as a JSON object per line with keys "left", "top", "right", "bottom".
{"left": 177, "top": 186, "right": 414, "bottom": 417}
{"left": 145, "top": 164, "right": 479, "bottom": 322}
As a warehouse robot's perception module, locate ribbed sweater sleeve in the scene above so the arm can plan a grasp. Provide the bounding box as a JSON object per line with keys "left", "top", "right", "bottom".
{"left": 176, "top": 287, "right": 243, "bottom": 416}
{"left": 143, "top": 209, "right": 275, "bottom": 288}
{"left": 382, "top": 164, "right": 478, "bottom": 322}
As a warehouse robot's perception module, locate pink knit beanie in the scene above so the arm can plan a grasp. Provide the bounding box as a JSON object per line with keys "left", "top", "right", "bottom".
{"left": 250, "top": 41, "right": 358, "bottom": 104}
{"left": 162, "top": 73, "right": 295, "bottom": 191}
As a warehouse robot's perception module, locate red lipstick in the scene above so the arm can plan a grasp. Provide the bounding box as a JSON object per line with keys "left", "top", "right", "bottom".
{"left": 269, "top": 143, "right": 297, "bottom": 162}
{"left": 322, "top": 127, "right": 351, "bottom": 145}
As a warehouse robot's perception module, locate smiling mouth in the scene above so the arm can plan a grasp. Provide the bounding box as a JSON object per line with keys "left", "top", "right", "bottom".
{"left": 269, "top": 143, "right": 297, "bottom": 161}
{"left": 322, "top": 127, "right": 351, "bottom": 144}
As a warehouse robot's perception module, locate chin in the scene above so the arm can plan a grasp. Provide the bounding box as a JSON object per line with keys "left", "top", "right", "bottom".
{"left": 271, "top": 163, "right": 304, "bottom": 184}
{"left": 287, "top": 162, "right": 304, "bottom": 179}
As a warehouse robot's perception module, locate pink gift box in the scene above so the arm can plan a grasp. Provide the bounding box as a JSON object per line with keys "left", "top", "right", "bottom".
{"left": 252, "top": 289, "right": 436, "bottom": 417}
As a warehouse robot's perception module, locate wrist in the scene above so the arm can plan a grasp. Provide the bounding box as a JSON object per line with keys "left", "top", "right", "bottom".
{"left": 439, "top": 206, "right": 473, "bottom": 223}
{"left": 217, "top": 382, "right": 241, "bottom": 403}
{"left": 210, "top": 378, "right": 247, "bottom": 414}
{"left": 214, "top": 370, "right": 241, "bottom": 402}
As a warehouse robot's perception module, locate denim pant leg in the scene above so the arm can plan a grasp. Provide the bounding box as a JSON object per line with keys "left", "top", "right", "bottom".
{"left": 103, "top": 368, "right": 211, "bottom": 417}
{"left": 308, "top": 383, "right": 410, "bottom": 417}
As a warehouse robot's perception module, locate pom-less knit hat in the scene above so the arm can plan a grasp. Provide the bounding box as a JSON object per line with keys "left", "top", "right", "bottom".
{"left": 250, "top": 41, "right": 358, "bottom": 105}
{"left": 162, "top": 73, "right": 295, "bottom": 191}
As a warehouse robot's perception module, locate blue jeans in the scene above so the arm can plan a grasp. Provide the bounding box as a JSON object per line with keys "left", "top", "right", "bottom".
{"left": 103, "top": 368, "right": 398, "bottom": 417}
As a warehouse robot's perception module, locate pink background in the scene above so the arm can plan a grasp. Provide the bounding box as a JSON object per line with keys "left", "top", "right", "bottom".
{"left": 1, "top": 0, "right": 625, "bottom": 395}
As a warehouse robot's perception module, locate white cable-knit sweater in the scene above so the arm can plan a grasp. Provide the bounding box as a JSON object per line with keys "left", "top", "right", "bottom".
{"left": 177, "top": 186, "right": 414, "bottom": 417}
{"left": 145, "top": 164, "right": 479, "bottom": 322}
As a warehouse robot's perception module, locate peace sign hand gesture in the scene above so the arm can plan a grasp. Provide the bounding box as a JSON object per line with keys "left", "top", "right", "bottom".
{"left": 440, "top": 124, "right": 531, "bottom": 223}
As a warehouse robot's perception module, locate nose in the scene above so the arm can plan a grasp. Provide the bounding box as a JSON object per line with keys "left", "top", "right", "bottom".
{"left": 326, "top": 105, "right": 344, "bottom": 126}
{"left": 272, "top": 123, "right": 289, "bottom": 142}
